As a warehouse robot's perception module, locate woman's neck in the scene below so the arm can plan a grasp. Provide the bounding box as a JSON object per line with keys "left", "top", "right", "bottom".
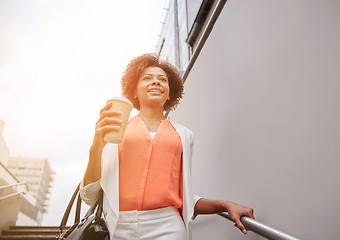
{"left": 138, "top": 105, "right": 165, "bottom": 122}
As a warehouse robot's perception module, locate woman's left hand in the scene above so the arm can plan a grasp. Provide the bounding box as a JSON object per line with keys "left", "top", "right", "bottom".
{"left": 194, "top": 198, "right": 254, "bottom": 234}
{"left": 222, "top": 200, "right": 254, "bottom": 234}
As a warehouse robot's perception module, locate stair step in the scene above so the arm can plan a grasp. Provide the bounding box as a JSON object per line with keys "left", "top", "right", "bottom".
{"left": 0, "top": 226, "right": 71, "bottom": 240}
{"left": 9, "top": 226, "right": 63, "bottom": 231}
{"left": 2, "top": 229, "right": 58, "bottom": 236}
{"left": 0, "top": 235, "right": 57, "bottom": 240}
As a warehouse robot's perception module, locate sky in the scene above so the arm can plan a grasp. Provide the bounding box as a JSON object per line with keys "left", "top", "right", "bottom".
{"left": 0, "top": 0, "right": 166, "bottom": 225}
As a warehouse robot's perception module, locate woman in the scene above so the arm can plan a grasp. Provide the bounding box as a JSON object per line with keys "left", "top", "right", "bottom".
{"left": 80, "top": 53, "right": 254, "bottom": 240}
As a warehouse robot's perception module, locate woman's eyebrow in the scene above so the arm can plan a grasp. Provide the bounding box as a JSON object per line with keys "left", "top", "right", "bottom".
{"left": 144, "top": 74, "right": 167, "bottom": 78}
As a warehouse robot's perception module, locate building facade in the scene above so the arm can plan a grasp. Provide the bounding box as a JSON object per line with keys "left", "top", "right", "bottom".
{"left": 155, "top": 0, "right": 340, "bottom": 240}
{"left": 0, "top": 120, "right": 10, "bottom": 166}
{"left": 0, "top": 119, "right": 54, "bottom": 229}
{"left": 155, "top": 0, "right": 191, "bottom": 71}
{"left": 0, "top": 120, "right": 25, "bottom": 230}
{"left": 6, "top": 156, "right": 54, "bottom": 225}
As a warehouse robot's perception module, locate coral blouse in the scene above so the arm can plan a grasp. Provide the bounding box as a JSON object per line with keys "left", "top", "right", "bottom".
{"left": 118, "top": 116, "right": 183, "bottom": 211}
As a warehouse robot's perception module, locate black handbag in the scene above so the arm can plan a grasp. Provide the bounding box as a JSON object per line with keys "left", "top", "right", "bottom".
{"left": 56, "top": 183, "right": 109, "bottom": 240}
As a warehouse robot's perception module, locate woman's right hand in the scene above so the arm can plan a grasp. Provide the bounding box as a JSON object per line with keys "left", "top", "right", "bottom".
{"left": 84, "top": 101, "right": 122, "bottom": 186}
{"left": 91, "top": 101, "right": 122, "bottom": 151}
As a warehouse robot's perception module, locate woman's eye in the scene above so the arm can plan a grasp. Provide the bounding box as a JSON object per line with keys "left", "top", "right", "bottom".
{"left": 160, "top": 78, "right": 167, "bottom": 82}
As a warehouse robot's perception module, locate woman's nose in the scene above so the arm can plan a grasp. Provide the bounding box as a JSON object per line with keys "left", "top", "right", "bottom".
{"left": 151, "top": 78, "right": 161, "bottom": 85}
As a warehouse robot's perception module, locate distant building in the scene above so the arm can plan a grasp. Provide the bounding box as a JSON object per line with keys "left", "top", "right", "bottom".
{"left": 155, "top": 0, "right": 218, "bottom": 72}
{"left": 0, "top": 120, "right": 24, "bottom": 230}
{"left": 0, "top": 120, "right": 10, "bottom": 166}
{"left": 0, "top": 119, "right": 54, "bottom": 230}
{"left": 155, "top": 0, "right": 191, "bottom": 71}
{"left": 6, "top": 156, "right": 54, "bottom": 225}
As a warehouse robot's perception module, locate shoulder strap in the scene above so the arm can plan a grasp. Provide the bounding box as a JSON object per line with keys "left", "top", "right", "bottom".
{"left": 58, "top": 183, "right": 103, "bottom": 232}
{"left": 59, "top": 183, "right": 80, "bottom": 231}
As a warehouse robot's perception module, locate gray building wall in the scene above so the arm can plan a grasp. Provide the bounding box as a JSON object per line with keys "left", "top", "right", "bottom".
{"left": 169, "top": 1, "right": 340, "bottom": 239}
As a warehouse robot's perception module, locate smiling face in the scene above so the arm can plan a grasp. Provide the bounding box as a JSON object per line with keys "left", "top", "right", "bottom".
{"left": 135, "top": 66, "right": 170, "bottom": 110}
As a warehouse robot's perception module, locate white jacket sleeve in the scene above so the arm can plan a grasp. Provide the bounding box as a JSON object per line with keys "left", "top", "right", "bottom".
{"left": 79, "top": 178, "right": 101, "bottom": 206}
{"left": 194, "top": 194, "right": 202, "bottom": 204}
{"left": 79, "top": 144, "right": 112, "bottom": 206}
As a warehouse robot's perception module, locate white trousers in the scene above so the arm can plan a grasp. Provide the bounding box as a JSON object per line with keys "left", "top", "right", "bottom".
{"left": 113, "top": 206, "right": 187, "bottom": 240}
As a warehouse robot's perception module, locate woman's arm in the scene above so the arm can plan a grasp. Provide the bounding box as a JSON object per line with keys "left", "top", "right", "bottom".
{"left": 83, "top": 101, "right": 122, "bottom": 186}
{"left": 83, "top": 145, "right": 103, "bottom": 186}
{"left": 194, "top": 198, "right": 254, "bottom": 234}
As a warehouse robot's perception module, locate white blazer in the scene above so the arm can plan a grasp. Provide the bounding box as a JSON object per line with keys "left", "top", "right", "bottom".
{"left": 80, "top": 121, "right": 201, "bottom": 240}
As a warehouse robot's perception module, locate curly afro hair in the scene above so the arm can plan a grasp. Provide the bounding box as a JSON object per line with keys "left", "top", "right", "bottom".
{"left": 121, "top": 53, "right": 184, "bottom": 112}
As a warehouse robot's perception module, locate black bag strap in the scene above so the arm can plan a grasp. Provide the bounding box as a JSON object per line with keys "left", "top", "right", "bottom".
{"left": 96, "top": 190, "right": 104, "bottom": 218}
{"left": 75, "top": 192, "right": 82, "bottom": 223}
{"left": 59, "top": 183, "right": 80, "bottom": 231}
{"left": 82, "top": 190, "right": 103, "bottom": 219}
{"left": 58, "top": 183, "right": 103, "bottom": 232}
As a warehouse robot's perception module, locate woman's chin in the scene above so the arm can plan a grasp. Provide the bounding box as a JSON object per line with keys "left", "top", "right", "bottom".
{"left": 140, "top": 98, "right": 167, "bottom": 108}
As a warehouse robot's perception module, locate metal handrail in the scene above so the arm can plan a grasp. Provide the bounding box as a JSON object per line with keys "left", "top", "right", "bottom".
{"left": 0, "top": 192, "right": 25, "bottom": 201}
{"left": 218, "top": 212, "right": 302, "bottom": 240}
{"left": 0, "top": 159, "right": 20, "bottom": 183}
{"left": 0, "top": 182, "right": 28, "bottom": 192}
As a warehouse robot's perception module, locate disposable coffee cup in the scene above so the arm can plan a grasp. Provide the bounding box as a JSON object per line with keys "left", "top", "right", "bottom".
{"left": 103, "top": 97, "right": 133, "bottom": 144}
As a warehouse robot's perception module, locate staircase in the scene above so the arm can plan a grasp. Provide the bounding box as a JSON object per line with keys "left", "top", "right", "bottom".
{"left": 0, "top": 226, "right": 67, "bottom": 240}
